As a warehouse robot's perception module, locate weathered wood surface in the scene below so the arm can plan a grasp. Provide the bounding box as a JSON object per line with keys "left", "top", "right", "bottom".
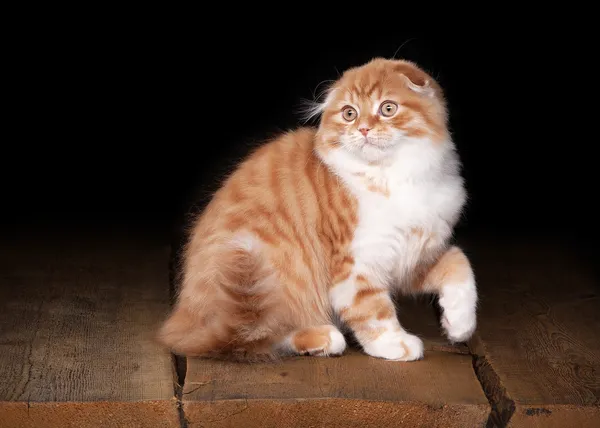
{"left": 182, "top": 296, "right": 489, "bottom": 428}
{"left": 462, "top": 237, "right": 600, "bottom": 427}
{"left": 0, "top": 233, "right": 179, "bottom": 427}
{"left": 4, "top": 228, "right": 598, "bottom": 427}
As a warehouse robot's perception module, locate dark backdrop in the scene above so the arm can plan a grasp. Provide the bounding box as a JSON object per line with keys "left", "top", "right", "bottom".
{"left": 3, "top": 28, "right": 595, "bottom": 251}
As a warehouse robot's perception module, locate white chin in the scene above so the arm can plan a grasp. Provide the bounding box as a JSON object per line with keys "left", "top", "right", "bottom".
{"left": 360, "top": 143, "right": 389, "bottom": 162}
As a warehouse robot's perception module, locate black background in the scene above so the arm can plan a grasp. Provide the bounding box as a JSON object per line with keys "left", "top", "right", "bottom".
{"left": 3, "top": 24, "right": 596, "bottom": 254}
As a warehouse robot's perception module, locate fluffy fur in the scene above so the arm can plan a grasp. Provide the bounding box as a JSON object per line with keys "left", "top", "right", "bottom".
{"left": 157, "top": 57, "right": 478, "bottom": 362}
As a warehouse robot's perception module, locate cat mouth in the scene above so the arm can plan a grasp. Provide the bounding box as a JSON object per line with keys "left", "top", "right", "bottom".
{"left": 362, "top": 137, "right": 385, "bottom": 148}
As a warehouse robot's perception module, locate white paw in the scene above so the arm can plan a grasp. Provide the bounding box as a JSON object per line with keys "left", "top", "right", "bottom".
{"left": 439, "top": 281, "right": 478, "bottom": 343}
{"left": 363, "top": 330, "right": 424, "bottom": 361}
{"left": 306, "top": 327, "right": 347, "bottom": 357}
{"left": 327, "top": 328, "right": 347, "bottom": 355}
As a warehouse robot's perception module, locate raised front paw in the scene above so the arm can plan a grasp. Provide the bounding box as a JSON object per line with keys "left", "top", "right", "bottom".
{"left": 362, "top": 330, "right": 424, "bottom": 361}
{"left": 439, "top": 283, "right": 477, "bottom": 343}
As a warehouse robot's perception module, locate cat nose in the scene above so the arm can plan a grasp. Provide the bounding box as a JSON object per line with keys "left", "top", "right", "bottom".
{"left": 359, "top": 127, "right": 370, "bottom": 136}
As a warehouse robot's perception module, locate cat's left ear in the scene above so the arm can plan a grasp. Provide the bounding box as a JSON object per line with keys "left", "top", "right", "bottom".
{"left": 402, "top": 75, "right": 435, "bottom": 97}
{"left": 394, "top": 62, "right": 436, "bottom": 98}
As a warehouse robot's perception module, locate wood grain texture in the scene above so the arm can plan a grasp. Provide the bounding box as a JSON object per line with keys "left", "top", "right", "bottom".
{"left": 509, "top": 405, "right": 600, "bottom": 428}
{"left": 461, "top": 236, "right": 600, "bottom": 426}
{"left": 184, "top": 399, "right": 488, "bottom": 428}
{"left": 0, "top": 401, "right": 179, "bottom": 428}
{"left": 183, "top": 349, "right": 489, "bottom": 427}
{"left": 0, "top": 234, "right": 178, "bottom": 427}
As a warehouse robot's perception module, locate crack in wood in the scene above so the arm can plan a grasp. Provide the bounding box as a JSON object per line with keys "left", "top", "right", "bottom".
{"left": 469, "top": 335, "right": 516, "bottom": 427}
{"left": 170, "top": 350, "right": 189, "bottom": 428}
{"left": 11, "top": 299, "right": 44, "bottom": 402}
{"left": 168, "top": 240, "right": 190, "bottom": 428}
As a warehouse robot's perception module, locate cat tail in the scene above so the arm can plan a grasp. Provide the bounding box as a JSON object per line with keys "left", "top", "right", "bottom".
{"left": 156, "top": 233, "right": 281, "bottom": 362}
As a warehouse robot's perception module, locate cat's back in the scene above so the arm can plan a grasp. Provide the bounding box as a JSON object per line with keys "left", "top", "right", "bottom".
{"left": 189, "top": 126, "right": 324, "bottom": 239}
{"left": 220, "top": 126, "right": 317, "bottom": 190}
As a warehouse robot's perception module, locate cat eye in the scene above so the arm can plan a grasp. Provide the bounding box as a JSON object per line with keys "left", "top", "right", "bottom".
{"left": 342, "top": 106, "right": 357, "bottom": 122}
{"left": 379, "top": 101, "right": 398, "bottom": 117}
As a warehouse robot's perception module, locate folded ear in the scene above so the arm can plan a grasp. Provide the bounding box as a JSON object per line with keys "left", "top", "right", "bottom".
{"left": 394, "top": 61, "right": 436, "bottom": 97}
{"left": 402, "top": 74, "right": 435, "bottom": 97}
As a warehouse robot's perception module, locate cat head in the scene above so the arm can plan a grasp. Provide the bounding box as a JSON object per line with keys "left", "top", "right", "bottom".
{"left": 304, "top": 58, "right": 449, "bottom": 163}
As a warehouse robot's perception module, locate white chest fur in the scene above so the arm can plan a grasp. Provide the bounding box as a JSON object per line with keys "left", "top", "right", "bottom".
{"left": 322, "top": 139, "right": 466, "bottom": 287}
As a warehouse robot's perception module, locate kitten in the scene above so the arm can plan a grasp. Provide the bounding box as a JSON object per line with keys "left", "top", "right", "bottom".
{"left": 157, "top": 57, "right": 477, "bottom": 362}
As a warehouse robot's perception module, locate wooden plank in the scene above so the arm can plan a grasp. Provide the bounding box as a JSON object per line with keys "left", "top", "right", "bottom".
{"left": 0, "top": 234, "right": 179, "bottom": 428}
{"left": 183, "top": 326, "right": 488, "bottom": 428}
{"left": 461, "top": 237, "right": 600, "bottom": 427}
{"left": 0, "top": 402, "right": 178, "bottom": 428}
{"left": 184, "top": 398, "right": 487, "bottom": 428}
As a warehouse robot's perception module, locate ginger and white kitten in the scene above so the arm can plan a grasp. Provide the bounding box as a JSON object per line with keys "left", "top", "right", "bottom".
{"left": 157, "top": 57, "right": 477, "bottom": 362}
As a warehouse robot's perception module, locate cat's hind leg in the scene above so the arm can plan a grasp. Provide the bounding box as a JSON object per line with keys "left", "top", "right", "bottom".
{"left": 276, "top": 325, "right": 347, "bottom": 357}
{"left": 157, "top": 233, "right": 280, "bottom": 360}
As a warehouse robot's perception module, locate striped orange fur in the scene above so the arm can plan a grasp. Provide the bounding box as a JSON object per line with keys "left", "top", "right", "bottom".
{"left": 157, "top": 57, "right": 478, "bottom": 362}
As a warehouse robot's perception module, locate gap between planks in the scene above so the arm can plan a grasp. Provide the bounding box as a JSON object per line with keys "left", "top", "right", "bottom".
{"left": 469, "top": 333, "right": 516, "bottom": 427}
{"left": 170, "top": 353, "right": 188, "bottom": 428}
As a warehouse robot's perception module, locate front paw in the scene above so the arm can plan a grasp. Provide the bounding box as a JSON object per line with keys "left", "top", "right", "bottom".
{"left": 439, "top": 282, "right": 477, "bottom": 343}
{"left": 362, "top": 330, "right": 424, "bottom": 361}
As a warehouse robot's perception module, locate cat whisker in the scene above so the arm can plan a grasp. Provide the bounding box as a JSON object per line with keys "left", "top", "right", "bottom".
{"left": 392, "top": 38, "right": 416, "bottom": 60}
{"left": 311, "top": 79, "right": 335, "bottom": 101}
